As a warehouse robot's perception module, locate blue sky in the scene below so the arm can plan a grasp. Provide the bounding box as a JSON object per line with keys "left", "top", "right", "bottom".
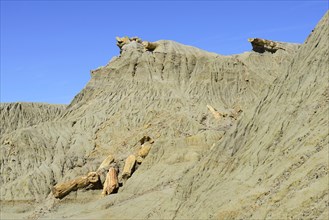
{"left": 1, "top": 0, "right": 328, "bottom": 104}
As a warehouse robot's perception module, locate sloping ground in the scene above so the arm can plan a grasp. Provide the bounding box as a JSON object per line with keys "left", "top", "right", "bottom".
{"left": 0, "top": 102, "right": 66, "bottom": 137}
{"left": 173, "top": 11, "right": 329, "bottom": 219}
{"left": 1, "top": 12, "right": 328, "bottom": 220}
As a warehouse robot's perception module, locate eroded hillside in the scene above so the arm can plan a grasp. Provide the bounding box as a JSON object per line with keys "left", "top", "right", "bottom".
{"left": 0, "top": 102, "right": 66, "bottom": 137}
{"left": 0, "top": 11, "right": 328, "bottom": 220}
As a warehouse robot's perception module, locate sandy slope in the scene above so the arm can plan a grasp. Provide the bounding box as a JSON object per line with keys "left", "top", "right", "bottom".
{"left": 0, "top": 11, "right": 328, "bottom": 220}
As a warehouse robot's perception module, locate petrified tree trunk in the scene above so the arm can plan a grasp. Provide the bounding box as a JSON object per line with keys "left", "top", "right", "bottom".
{"left": 248, "top": 38, "right": 277, "bottom": 53}
{"left": 207, "top": 105, "right": 225, "bottom": 119}
{"left": 97, "top": 154, "right": 114, "bottom": 172}
{"left": 52, "top": 172, "right": 99, "bottom": 199}
{"left": 142, "top": 41, "right": 158, "bottom": 51}
{"left": 138, "top": 143, "right": 152, "bottom": 157}
{"left": 122, "top": 155, "right": 136, "bottom": 181}
{"left": 136, "top": 143, "right": 152, "bottom": 163}
{"left": 102, "top": 167, "right": 119, "bottom": 196}
{"left": 116, "top": 36, "right": 130, "bottom": 49}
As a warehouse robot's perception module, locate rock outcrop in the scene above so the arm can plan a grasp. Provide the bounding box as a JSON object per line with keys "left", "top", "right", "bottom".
{"left": 0, "top": 11, "right": 328, "bottom": 220}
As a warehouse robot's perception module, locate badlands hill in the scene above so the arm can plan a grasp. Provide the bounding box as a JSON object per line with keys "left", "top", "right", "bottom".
{"left": 0, "top": 11, "right": 328, "bottom": 219}
{"left": 0, "top": 102, "right": 66, "bottom": 137}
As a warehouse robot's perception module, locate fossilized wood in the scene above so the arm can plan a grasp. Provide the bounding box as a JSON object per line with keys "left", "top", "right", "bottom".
{"left": 122, "top": 155, "right": 136, "bottom": 180}
{"left": 102, "top": 167, "right": 119, "bottom": 196}
{"left": 139, "top": 136, "right": 153, "bottom": 145}
{"left": 142, "top": 41, "right": 158, "bottom": 51}
{"left": 136, "top": 156, "right": 144, "bottom": 164}
{"left": 138, "top": 143, "right": 152, "bottom": 158}
{"left": 207, "top": 105, "right": 224, "bottom": 119}
{"left": 52, "top": 172, "right": 99, "bottom": 199}
{"left": 248, "top": 37, "right": 300, "bottom": 54}
{"left": 116, "top": 36, "right": 130, "bottom": 49}
{"left": 116, "top": 36, "right": 143, "bottom": 50}
{"left": 248, "top": 38, "right": 280, "bottom": 53}
{"left": 97, "top": 154, "right": 114, "bottom": 172}
{"left": 116, "top": 36, "right": 157, "bottom": 53}
{"left": 96, "top": 154, "right": 116, "bottom": 186}
{"left": 228, "top": 106, "right": 243, "bottom": 120}
{"left": 130, "top": 36, "right": 142, "bottom": 43}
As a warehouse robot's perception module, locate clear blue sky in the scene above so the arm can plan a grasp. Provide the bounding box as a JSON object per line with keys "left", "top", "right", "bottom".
{"left": 1, "top": 0, "right": 328, "bottom": 104}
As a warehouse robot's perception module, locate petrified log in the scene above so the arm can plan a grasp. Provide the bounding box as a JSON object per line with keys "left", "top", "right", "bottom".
{"left": 102, "top": 167, "right": 119, "bottom": 196}
{"left": 248, "top": 38, "right": 278, "bottom": 53}
{"left": 116, "top": 36, "right": 143, "bottom": 50}
{"left": 52, "top": 172, "right": 99, "bottom": 199}
{"left": 136, "top": 143, "right": 152, "bottom": 163}
{"left": 139, "top": 135, "right": 153, "bottom": 145}
{"left": 122, "top": 155, "right": 136, "bottom": 180}
{"left": 138, "top": 143, "right": 152, "bottom": 158}
{"left": 207, "top": 104, "right": 225, "bottom": 119}
{"left": 130, "top": 36, "right": 142, "bottom": 43}
{"left": 116, "top": 36, "right": 130, "bottom": 49}
{"left": 142, "top": 41, "right": 158, "bottom": 51}
{"left": 248, "top": 38, "right": 300, "bottom": 54}
{"left": 97, "top": 154, "right": 114, "bottom": 172}
{"left": 136, "top": 156, "right": 144, "bottom": 164}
